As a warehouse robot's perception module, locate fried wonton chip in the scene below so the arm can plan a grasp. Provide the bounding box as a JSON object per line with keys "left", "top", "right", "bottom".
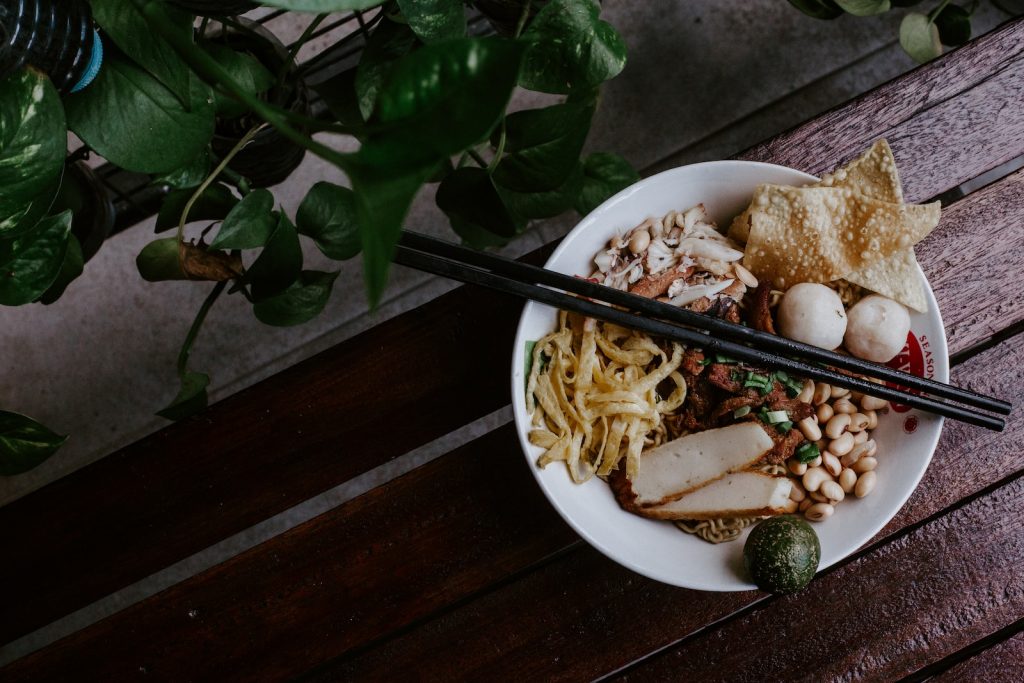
{"left": 844, "top": 248, "right": 927, "bottom": 312}
{"left": 740, "top": 184, "right": 940, "bottom": 289}
{"left": 816, "top": 139, "right": 903, "bottom": 203}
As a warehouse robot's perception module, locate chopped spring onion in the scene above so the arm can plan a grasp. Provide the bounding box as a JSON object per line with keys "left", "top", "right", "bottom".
{"left": 775, "top": 421, "right": 793, "bottom": 433}
{"left": 764, "top": 410, "right": 790, "bottom": 424}
{"left": 698, "top": 357, "right": 712, "bottom": 366}
{"left": 774, "top": 370, "right": 790, "bottom": 382}
{"left": 714, "top": 353, "right": 738, "bottom": 364}
{"left": 796, "top": 442, "right": 821, "bottom": 463}
{"left": 733, "top": 405, "right": 752, "bottom": 418}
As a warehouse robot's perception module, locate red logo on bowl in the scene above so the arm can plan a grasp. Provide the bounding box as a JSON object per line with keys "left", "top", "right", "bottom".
{"left": 903, "top": 416, "right": 919, "bottom": 433}
{"left": 886, "top": 332, "right": 933, "bottom": 413}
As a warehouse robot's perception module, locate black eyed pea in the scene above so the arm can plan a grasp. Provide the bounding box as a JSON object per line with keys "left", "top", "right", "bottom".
{"left": 850, "top": 390, "right": 864, "bottom": 402}
{"left": 816, "top": 403, "right": 834, "bottom": 423}
{"left": 809, "top": 491, "right": 829, "bottom": 503}
{"left": 825, "top": 413, "right": 851, "bottom": 439}
{"left": 790, "top": 481, "right": 807, "bottom": 502}
{"left": 848, "top": 412, "right": 870, "bottom": 433}
{"left": 855, "top": 470, "right": 877, "bottom": 498}
{"left": 839, "top": 468, "right": 857, "bottom": 493}
{"left": 628, "top": 228, "right": 651, "bottom": 254}
{"left": 861, "top": 395, "right": 889, "bottom": 411}
{"left": 854, "top": 430, "right": 869, "bottom": 445}
{"left": 864, "top": 409, "right": 878, "bottom": 430}
{"left": 805, "top": 502, "right": 835, "bottom": 522}
{"left": 841, "top": 439, "right": 874, "bottom": 467}
{"left": 813, "top": 383, "right": 832, "bottom": 405}
{"left": 797, "top": 379, "right": 815, "bottom": 403}
{"left": 821, "top": 480, "right": 845, "bottom": 502}
{"left": 787, "top": 458, "right": 807, "bottom": 476}
{"left": 822, "top": 451, "right": 842, "bottom": 477}
{"left": 830, "top": 385, "right": 850, "bottom": 399}
{"left": 784, "top": 498, "right": 799, "bottom": 513}
{"left": 829, "top": 431, "right": 856, "bottom": 457}
{"left": 798, "top": 416, "right": 822, "bottom": 442}
{"left": 808, "top": 454, "right": 823, "bottom": 468}
{"left": 852, "top": 456, "right": 878, "bottom": 474}
{"left": 802, "top": 466, "right": 831, "bottom": 493}
{"left": 799, "top": 498, "right": 813, "bottom": 513}
{"left": 833, "top": 398, "right": 857, "bottom": 415}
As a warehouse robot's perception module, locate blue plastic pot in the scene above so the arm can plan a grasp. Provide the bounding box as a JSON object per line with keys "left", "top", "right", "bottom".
{"left": 0, "top": 0, "right": 100, "bottom": 93}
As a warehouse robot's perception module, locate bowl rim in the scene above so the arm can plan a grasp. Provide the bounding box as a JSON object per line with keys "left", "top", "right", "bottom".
{"left": 509, "top": 158, "right": 948, "bottom": 591}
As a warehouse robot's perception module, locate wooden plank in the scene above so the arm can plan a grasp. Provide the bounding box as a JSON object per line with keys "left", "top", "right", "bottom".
{"left": 0, "top": 282, "right": 530, "bottom": 645}
{"left": 931, "top": 631, "right": 1024, "bottom": 683}
{"left": 1, "top": 21, "right": 1021, "bottom": 650}
{"left": 292, "top": 335, "right": 1024, "bottom": 682}
{"left": 739, "top": 18, "right": 1024, "bottom": 201}
{"left": 915, "top": 168, "right": 1024, "bottom": 362}
{"left": 5, "top": 319, "right": 1022, "bottom": 681}
{"left": 612, "top": 484, "right": 1024, "bottom": 681}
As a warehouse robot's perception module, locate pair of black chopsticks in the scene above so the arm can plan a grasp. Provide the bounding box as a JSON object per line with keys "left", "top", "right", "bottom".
{"left": 393, "top": 231, "right": 1010, "bottom": 432}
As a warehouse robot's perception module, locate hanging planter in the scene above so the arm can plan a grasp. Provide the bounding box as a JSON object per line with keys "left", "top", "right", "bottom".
{"left": 0, "top": 0, "right": 102, "bottom": 93}
{"left": 52, "top": 161, "right": 114, "bottom": 263}
{"left": 205, "top": 19, "right": 309, "bottom": 188}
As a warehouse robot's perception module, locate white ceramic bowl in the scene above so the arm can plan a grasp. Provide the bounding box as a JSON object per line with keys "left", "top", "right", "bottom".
{"left": 510, "top": 160, "right": 948, "bottom": 591}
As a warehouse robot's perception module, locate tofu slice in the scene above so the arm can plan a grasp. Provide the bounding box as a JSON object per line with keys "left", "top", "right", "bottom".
{"left": 614, "top": 422, "right": 776, "bottom": 509}
{"left": 638, "top": 472, "right": 792, "bottom": 520}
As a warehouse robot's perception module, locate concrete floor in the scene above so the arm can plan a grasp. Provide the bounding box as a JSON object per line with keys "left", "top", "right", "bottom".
{"left": 0, "top": 2, "right": 1010, "bottom": 506}
{"left": 2, "top": 0, "right": 1018, "bottom": 665}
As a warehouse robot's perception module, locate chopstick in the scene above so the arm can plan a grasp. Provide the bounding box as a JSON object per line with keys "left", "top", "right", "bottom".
{"left": 399, "top": 232, "right": 1011, "bottom": 416}
{"left": 393, "top": 234, "right": 1007, "bottom": 432}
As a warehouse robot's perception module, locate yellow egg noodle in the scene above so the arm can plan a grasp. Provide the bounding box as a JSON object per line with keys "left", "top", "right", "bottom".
{"left": 526, "top": 311, "right": 687, "bottom": 484}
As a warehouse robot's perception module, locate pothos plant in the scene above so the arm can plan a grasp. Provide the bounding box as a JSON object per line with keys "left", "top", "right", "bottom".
{"left": 0, "top": 0, "right": 636, "bottom": 474}
{"left": 786, "top": 0, "right": 1000, "bottom": 63}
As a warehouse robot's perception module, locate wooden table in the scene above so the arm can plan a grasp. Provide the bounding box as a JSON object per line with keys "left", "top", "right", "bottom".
{"left": 3, "top": 18, "right": 1023, "bottom": 682}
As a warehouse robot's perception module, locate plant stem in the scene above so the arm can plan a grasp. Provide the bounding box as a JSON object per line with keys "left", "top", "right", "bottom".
{"left": 178, "top": 124, "right": 264, "bottom": 243}
{"left": 487, "top": 121, "right": 507, "bottom": 174}
{"left": 176, "top": 281, "right": 226, "bottom": 377}
{"left": 928, "top": 0, "right": 952, "bottom": 22}
{"left": 130, "top": 0, "right": 355, "bottom": 171}
{"left": 514, "top": 0, "right": 533, "bottom": 38}
{"left": 468, "top": 148, "right": 488, "bottom": 167}
{"left": 219, "top": 166, "right": 252, "bottom": 196}
{"left": 286, "top": 13, "right": 328, "bottom": 66}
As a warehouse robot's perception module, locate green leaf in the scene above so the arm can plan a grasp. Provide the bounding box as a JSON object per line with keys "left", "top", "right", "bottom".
{"left": 397, "top": 0, "right": 466, "bottom": 43}
{"left": 90, "top": 0, "right": 194, "bottom": 107}
{"left": 156, "top": 183, "right": 239, "bottom": 233}
{"left": 0, "top": 210, "right": 73, "bottom": 305}
{"left": 492, "top": 100, "right": 595, "bottom": 192}
{"left": 209, "top": 189, "right": 276, "bottom": 250}
{"left": 203, "top": 43, "right": 276, "bottom": 118}
{"left": 253, "top": 270, "right": 340, "bottom": 326}
{"left": 66, "top": 55, "right": 216, "bottom": 174}
{"left": 257, "top": 0, "right": 386, "bottom": 11}
{"left": 246, "top": 213, "right": 302, "bottom": 301}
{"left": 0, "top": 69, "right": 66, "bottom": 237}
{"left": 786, "top": 0, "right": 844, "bottom": 19}
{"left": 368, "top": 37, "right": 525, "bottom": 166}
{"left": 311, "top": 68, "right": 365, "bottom": 127}
{"left": 0, "top": 411, "right": 67, "bottom": 475}
{"left": 835, "top": 0, "right": 891, "bottom": 15}
{"left": 347, "top": 160, "right": 436, "bottom": 306}
{"left": 437, "top": 167, "right": 525, "bottom": 240}
{"left": 156, "top": 370, "right": 209, "bottom": 421}
{"left": 497, "top": 162, "right": 584, "bottom": 219}
{"left": 519, "top": 0, "right": 626, "bottom": 94}
{"left": 574, "top": 152, "right": 639, "bottom": 215}
{"left": 935, "top": 4, "right": 971, "bottom": 46}
{"left": 152, "top": 149, "right": 213, "bottom": 190}
{"left": 355, "top": 18, "right": 418, "bottom": 120}
{"left": 900, "top": 12, "right": 943, "bottom": 63}
{"left": 296, "top": 182, "right": 361, "bottom": 260}
{"left": 137, "top": 237, "right": 188, "bottom": 282}
{"left": 38, "top": 235, "right": 84, "bottom": 304}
